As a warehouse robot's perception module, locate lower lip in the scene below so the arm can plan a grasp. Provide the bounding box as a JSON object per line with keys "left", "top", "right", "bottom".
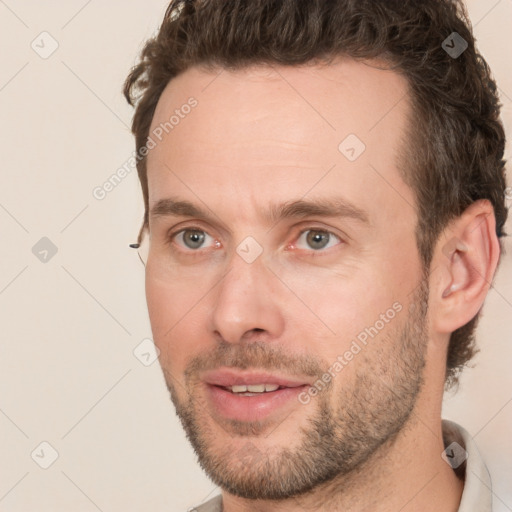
{"left": 204, "top": 384, "right": 309, "bottom": 423}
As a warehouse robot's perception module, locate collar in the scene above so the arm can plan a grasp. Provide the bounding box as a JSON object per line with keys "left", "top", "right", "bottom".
{"left": 442, "top": 419, "right": 493, "bottom": 511}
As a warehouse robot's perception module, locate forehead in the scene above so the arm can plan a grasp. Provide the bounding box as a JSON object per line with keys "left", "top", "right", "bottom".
{"left": 146, "top": 58, "right": 414, "bottom": 229}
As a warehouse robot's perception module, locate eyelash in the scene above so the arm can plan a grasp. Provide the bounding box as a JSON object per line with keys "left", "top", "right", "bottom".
{"left": 166, "top": 225, "right": 344, "bottom": 257}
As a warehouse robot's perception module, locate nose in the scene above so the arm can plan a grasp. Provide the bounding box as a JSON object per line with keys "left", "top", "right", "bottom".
{"left": 210, "top": 251, "right": 285, "bottom": 344}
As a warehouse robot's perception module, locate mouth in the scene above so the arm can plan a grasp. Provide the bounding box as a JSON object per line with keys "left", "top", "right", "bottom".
{"left": 201, "top": 369, "right": 312, "bottom": 423}
{"left": 216, "top": 383, "right": 291, "bottom": 395}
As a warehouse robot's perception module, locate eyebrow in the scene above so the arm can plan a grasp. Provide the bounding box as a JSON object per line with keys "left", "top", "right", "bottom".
{"left": 149, "top": 196, "right": 369, "bottom": 226}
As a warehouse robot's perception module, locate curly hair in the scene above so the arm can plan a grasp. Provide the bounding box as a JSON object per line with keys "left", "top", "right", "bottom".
{"left": 123, "top": 0, "right": 508, "bottom": 390}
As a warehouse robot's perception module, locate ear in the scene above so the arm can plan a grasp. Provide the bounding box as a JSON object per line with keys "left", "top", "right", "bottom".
{"left": 430, "top": 200, "right": 501, "bottom": 334}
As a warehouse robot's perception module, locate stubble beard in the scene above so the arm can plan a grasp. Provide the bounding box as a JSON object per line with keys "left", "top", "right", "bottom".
{"left": 163, "top": 280, "right": 429, "bottom": 500}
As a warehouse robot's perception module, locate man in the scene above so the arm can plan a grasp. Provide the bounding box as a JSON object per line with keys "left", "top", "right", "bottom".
{"left": 124, "top": 1, "right": 507, "bottom": 510}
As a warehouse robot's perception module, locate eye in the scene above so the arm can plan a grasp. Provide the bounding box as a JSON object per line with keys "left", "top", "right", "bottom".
{"left": 294, "top": 229, "right": 342, "bottom": 251}
{"left": 168, "top": 226, "right": 343, "bottom": 255}
{"left": 172, "top": 228, "right": 219, "bottom": 250}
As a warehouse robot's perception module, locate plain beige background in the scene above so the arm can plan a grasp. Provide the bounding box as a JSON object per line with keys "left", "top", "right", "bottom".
{"left": 0, "top": 1, "right": 510, "bottom": 511}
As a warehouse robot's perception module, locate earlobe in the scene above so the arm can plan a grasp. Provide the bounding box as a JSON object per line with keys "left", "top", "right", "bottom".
{"left": 433, "top": 201, "right": 500, "bottom": 334}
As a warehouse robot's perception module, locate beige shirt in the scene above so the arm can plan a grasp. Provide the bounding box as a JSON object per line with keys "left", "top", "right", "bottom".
{"left": 191, "top": 419, "right": 492, "bottom": 511}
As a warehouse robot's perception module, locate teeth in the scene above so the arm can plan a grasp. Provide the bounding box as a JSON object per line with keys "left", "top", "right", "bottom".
{"left": 247, "top": 384, "right": 265, "bottom": 393}
{"left": 229, "top": 384, "right": 280, "bottom": 393}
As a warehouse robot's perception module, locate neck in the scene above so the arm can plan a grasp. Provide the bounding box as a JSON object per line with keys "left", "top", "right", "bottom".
{"left": 221, "top": 412, "right": 464, "bottom": 512}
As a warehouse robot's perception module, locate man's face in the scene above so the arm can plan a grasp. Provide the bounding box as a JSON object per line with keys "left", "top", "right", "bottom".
{"left": 144, "top": 60, "right": 429, "bottom": 499}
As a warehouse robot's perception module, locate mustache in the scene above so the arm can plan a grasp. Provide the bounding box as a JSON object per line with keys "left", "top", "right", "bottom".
{"left": 183, "top": 339, "right": 327, "bottom": 382}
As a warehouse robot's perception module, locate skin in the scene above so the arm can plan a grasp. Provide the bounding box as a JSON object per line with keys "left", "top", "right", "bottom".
{"left": 143, "top": 59, "right": 499, "bottom": 511}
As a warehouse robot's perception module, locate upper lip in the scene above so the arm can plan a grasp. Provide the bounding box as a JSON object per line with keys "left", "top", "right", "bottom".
{"left": 202, "top": 368, "right": 312, "bottom": 388}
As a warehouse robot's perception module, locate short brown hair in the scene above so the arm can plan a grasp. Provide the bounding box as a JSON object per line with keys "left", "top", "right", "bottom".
{"left": 123, "top": 0, "right": 508, "bottom": 390}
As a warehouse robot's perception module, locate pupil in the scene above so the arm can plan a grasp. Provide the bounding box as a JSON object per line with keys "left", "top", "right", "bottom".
{"left": 307, "top": 230, "right": 329, "bottom": 249}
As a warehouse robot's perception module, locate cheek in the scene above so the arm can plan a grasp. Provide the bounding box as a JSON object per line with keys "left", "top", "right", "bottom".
{"left": 287, "top": 258, "right": 416, "bottom": 363}
{"left": 145, "top": 263, "right": 208, "bottom": 335}
{"left": 145, "top": 274, "right": 171, "bottom": 337}
{"left": 282, "top": 266, "right": 388, "bottom": 336}
{"left": 145, "top": 275, "right": 202, "bottom": 373}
